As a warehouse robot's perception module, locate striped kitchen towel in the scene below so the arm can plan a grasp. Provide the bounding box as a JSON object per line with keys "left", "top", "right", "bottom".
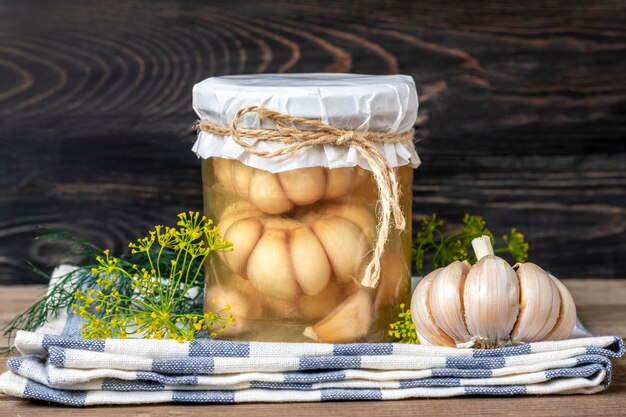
{"left": 0, "top": 266, "right": 623, "bottom": 405}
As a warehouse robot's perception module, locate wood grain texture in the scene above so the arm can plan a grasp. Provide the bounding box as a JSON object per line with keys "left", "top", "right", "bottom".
{"left": 0, "top": 0, "right": 625, "bottom": 284}
{"left": 1, "top": 280, "right": 625, "bottom": 414}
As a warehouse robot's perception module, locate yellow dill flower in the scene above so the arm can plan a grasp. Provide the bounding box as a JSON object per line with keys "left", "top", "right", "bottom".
{"left": 72, "top": 212, "right": 234, "bottom": 342}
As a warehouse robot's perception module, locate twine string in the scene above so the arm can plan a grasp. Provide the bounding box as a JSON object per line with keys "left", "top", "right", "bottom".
{"left": 197, "top": 106, "right": 414, "bottom": 289}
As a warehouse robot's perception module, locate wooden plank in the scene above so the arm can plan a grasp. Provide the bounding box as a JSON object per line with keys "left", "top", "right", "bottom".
{"left": 0, "top": 280, "right": 624, "bottom": 415}
{"left": 0, "top": 0, "right": 625, "bottom": 285}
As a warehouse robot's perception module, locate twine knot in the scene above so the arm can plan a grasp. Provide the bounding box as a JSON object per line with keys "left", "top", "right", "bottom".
{"left": 336, "top": 131, "right": 357, "bottom": 145}
{"left": 196, "top": 106, "right": 415, "bottom": 289}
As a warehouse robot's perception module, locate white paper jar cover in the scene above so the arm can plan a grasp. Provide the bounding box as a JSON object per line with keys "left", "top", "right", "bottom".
{"left": 192, "top": 73, "right": 420, "bottom": 173}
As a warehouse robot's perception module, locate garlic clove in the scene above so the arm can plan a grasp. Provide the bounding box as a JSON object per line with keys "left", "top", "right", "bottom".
{"left": 511, "top": 263, "right": 560, "bottom": 343}
{"left": 316, "top": 203, "right": 377, "bottom": 245}
{"left": 231, "top": 273, "right": 260, "bottom": 298}
{"left": 247, "top": 227, "right": 300, "bottom": 300}
{"left": 429, "top": 260, "right": 472, "bottom": 344}
{"left": 278, "top": 167, "right": 326, "bottom": 206}
{"left": 290, "top": 226, "right": 332, "bottom": 296}
{"left": 323, "top": 167, "right": 355, "bottom": 200}
{"left": 204, "top": 285, "right": 257, "bottom": 337}
{"left": 410, "top": 269, "right": 456, "bottom": 347}
{"left": 248, "top": 169, "right": 294, "bottom": 214}
{"left": 217, "top": 202, "right": 262, "bottom": 235}
{"left": 545, "top": 274, "right": 577, "bottom": 341}
{"left": 463, "top": 256, "right": 519, "bottom": 347}
{"left": 464, "top": 236, "right": 519, "bottom": 347}
{"left": 232, "top": 160, "right": 254, "bottom": 199}
{"left": 212, "top": 158, "right": 236, "bottom": 193}
{"left": 220, "top": 217, "right": 264, "bottom": 275}
{"left": 310, "top": 215, "right": 369, "bottom": 283}
{"left": 298, "top": 280, "right": 343, "bottom": 321}
{"left": 414, "top": 331, "right": 433, "bottom": 346}
{"left": 232, "top": 274, "right": 301, "bottom": 319}
{"left": 303, "top": 288, "right": 373, "bottom": 343}
{"left": 352, "top": 166, "right": 368, "bottom": 188}
{"left": 351, "top": 170, "right": 378, "bottom": 203}
{"left": 204, "top": 184, "right": 230, "bottom": 222}
{"left": 219, "top": 200, "right": 259, "bottom": 218}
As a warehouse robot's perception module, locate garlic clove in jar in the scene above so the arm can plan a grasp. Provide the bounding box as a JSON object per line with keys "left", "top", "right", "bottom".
{"left": 232, "top": 274, "right": 301, "bottom": 319}
{"left": 247, "top": 226, "right": 301, "bottom": 300}
{"left": 410, "top": 269, "right": 456, "bottom": 347}
{"left": 278, "top": 167, "right": 326, "bottom": 206}
{"left": 213, "top": 162, "right": 369, "bottom": 214}
{"left": 217, "top": 201, "right": 263, "bottom": 235}
{"left": 218, "top": 204, "right": 372, "bottom": 301}
{"left": 248, "top": 169, "right": 294, "bottom": 214}
{"left": 219, "top": 200, "right": 259, "bottom": 220}
{"left": 303, "top": 288, "right": 373, "bottom": 343}
{"left": 212, "top": 158, "right": 236, "bottom": 193}
{"left": 315, "top": 202, "right": 377, "bottom": 245}
{"left": 310, "top": 215, "right": 369, "bottom": 283}
{"left": 429, "top": 260, "right": 472, "bottom": 344}
{"left": 511, "top": 262, "right": 560, "bottom": 343}
{"left": 290, "top": 226, "right": 332, "bottom": 296}
{"left": 323, "top": 167, "right": 358, "bottom": 200}
{"left": 220, "top": 217, "right": 264, "bottom": 276}
{"left": 204, "top": 185, "right": 229, "bottom": 224}
{"left": 323, "top": 167, "right": 368, "bottom": 200}
{"left": 463, "top": 236, "right": 519, "bottom": 348}
{"left": 204, "top": 285, "right": 257, "bottom": 337}
{"left": 298, "top": 280, "right": 343, "bottom": 321}
{"left": 232, "top": 161, "right": 254, "bottom": 199}
{"left": 545, "top": 274, "right": 577, "bottom": 340}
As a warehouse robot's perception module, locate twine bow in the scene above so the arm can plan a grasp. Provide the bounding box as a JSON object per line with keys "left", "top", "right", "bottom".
{"left": 197, "top": 106, "right": 415, "bottom": 289}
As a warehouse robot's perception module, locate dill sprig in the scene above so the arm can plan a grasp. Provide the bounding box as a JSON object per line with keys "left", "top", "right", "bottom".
{"left": 2, "top": 233, "right": 181, "bottom": 341}
{"left": 388, "top": 304, "right": 418, "bottom": 344}
{"left": 2, "top": 212, "right": 233, "bottom": 347}
{"left": 73, "top": 212, "right": 234, "bottom": 341}
{"left": 413, "top": 213, "right": 529, "bottom": 275}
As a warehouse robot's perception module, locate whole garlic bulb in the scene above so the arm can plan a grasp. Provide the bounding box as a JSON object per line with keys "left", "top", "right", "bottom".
{"left": 213, "top": 158, "right": 367, "bottom": 214}
{"left": 217, "top": 202, "right": 375, "bottom": 300}
{"left": 411, "top": 235, "right": 577, "bottom": 348}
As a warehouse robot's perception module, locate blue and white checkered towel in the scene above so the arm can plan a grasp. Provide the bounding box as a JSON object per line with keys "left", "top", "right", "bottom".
{"left": 0, "top": 266, "right": 623, "bottom": 406}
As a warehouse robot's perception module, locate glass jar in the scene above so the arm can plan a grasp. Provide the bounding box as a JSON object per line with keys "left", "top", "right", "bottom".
{"left": 193, "top": 74, "right": 419, "bottom": 343}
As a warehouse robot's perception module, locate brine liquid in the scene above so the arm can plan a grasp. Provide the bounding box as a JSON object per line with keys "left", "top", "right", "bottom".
{"left": 202, "top": 158, "right": 413, "bottom": 342}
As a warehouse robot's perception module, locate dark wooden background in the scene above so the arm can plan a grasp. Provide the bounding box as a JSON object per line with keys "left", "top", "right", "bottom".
{"left": 1, "top": 0, "right": 625, "bottom": 285}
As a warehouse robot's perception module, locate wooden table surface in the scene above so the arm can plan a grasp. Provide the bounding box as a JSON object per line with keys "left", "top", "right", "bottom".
{"left": 0, "top": 280, "right": 624, "bottom": 416}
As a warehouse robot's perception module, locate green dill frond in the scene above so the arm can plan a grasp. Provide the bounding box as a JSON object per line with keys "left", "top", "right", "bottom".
{"left": 413, "top": 213, "right": 530, "bottom": 275}
{"left": 503, "top": 228, "right": 529, "bottom": 263}
{"left": 34, "top": 227, "right": 104, "bottom": 263}
{"left": 2, "top": 264, "right": 95, "bottom": 346}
